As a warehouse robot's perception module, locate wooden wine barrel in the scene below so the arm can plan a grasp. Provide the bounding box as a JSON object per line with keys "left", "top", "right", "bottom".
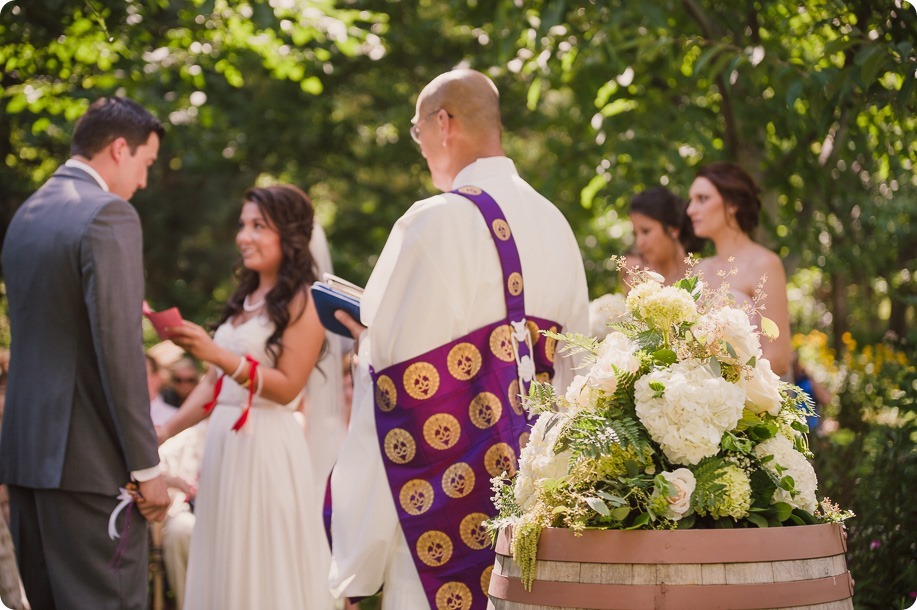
{"left": 488, "top": 524, "right": 853, "bottom": 610}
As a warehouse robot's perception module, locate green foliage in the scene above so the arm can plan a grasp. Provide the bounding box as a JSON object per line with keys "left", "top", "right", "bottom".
{"left": 523, "top": 379, "right": 558, "bottom": 415}
{"left": 807, "top": 334, "right": 916, "bottom": 609}
{"left": 473, "top": 0, "right": 915, "bottom": 344}
{"left": 556, "top": 411, "right": 652, "bottom": 463}
{"left": 511, "top": 518, "right": 544, "bottom": 592}
{"left": 689, "top": 457, "right": 728, "bottom": 515}
{"left": 542, "top": 330, "right": 598, "bottom": 361}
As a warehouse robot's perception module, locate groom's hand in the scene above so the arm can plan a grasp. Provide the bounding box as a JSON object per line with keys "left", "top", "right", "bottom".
{"left": 136, "top": 476, "right": 171, "bottom": 522}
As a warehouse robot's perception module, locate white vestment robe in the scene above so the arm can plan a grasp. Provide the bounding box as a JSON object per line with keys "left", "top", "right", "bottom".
{"left": 329, "top": 157, "right": 589, "bottom": 609}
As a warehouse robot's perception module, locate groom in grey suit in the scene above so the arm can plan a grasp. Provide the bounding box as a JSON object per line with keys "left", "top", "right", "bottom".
{"left": 1, "top": 97, "right": 171, "bottom": 609}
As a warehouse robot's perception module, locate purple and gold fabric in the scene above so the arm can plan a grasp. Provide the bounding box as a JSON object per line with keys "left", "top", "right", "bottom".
{"left": 370, "top": 186, "right": 563, "bottom": 610}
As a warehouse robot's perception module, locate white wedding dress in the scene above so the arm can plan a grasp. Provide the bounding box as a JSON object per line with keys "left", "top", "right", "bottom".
{"left": 184, "top": 315, "right": 333, "bottom": 610}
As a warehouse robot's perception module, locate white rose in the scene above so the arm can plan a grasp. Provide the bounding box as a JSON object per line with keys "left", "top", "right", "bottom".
{"left": 596, "top": 332, "right": 642, "bottom": 374}
{"left": 754, "top": 435, "right": 818, "bottom": 513}
{"left": 564, "top": 374, "right": 598, "bottom": 412}
{"left": 586, "top": 332, "right": 641, "bottom": 394}
{"left": 658, "top": 468, "right": 696, "bottom": 520}
{"left": 695, "top": 307, "right": 762, "bottom": 366}
{"left": 515, "top": 412, "right": 572, "bottom": 510}
{"left": 745, "top": 357, "right": 783, "bottom": 416}
{"left": 586, "top": 359, "right": 618, "bottom": 394}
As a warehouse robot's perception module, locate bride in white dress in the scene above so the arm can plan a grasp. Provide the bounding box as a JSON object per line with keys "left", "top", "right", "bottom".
{"left": 158, "top": 184, "right": 333, "bottom": 609}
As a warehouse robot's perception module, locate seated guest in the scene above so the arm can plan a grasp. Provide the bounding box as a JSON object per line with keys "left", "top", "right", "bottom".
{"left": 157, "top": 423, "right": 206, "bottom": 610}
{"left": 161, "top": 357, "right": 200, "bottom": 407}
{"left": 147, "top": 354, "right": 178, "bottom": 426}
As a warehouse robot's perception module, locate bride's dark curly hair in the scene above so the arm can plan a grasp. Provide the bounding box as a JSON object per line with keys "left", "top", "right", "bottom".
{"left": 218, "top": 184, "right": 320, "bottom": 361}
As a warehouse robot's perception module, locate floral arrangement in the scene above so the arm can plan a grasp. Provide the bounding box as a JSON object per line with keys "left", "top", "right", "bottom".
{"left": 490, "top": 266, "right": 853, "bottom": 590}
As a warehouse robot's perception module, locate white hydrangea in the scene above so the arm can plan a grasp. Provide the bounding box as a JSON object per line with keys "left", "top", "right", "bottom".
{"left": 693, "top": 306, "right": 762, "bottom": 366}
{"left": 514, "top": 412, "right": 572, "bottom": 511}
{"left": 625, "top": 280, "right": 662, "bottom": 314}
{"left": 634, "top": 359, "right": 746, "bottom": 465}
{"left": 586, "top": 332, "right": 641, "bottom": 394}
{"left": 744, "top": 357, "right": 783, "bottom": 416}
{"left": 631, "top": 285, "right": 699, "bottom": 330}
{"left": 754, "top": 435, "right": 818, "bottom": 513}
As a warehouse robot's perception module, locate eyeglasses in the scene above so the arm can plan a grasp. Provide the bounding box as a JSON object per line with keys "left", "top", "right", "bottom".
{"left": 173, "top": 377, "right": 197, "bottom": 384}
{"left": 409, "top": 108, "right": 454, "bottom": 144}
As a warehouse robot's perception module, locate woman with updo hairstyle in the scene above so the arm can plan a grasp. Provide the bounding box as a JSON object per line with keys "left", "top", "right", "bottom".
{"left": 622, "top": 186, "right": 705, "bottom": 292}
{"left": 687, "top": 162, "right": 792, "bottom": 377}
{"left": 159, "top": 184, "right": 333, "bottom": 609}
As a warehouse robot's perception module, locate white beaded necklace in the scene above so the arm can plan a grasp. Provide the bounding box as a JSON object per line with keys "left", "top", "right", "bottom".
{"left": 242, "top": 294, "right": 265, "bottom": 312}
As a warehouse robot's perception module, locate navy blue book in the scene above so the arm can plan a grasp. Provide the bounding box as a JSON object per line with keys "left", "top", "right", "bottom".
{"left": 310, "top": 273, "right": 363, "bottom": 338}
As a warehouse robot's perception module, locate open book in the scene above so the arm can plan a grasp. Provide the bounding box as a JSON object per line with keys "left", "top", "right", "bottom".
{"left": 310, "top": 273, "right": 363, "bottom": 338}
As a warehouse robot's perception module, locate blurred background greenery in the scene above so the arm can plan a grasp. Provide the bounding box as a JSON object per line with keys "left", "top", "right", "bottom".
{"left": 1, "top": 0, "right": 914, "bottom": 607}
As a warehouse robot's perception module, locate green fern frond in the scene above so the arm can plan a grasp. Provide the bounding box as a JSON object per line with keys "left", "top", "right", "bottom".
{"left": 524, "top": 379, "right": 558, "bottom": 414}
{"left": 690, "top": 457, "right": 729, "bottom": 513}
{"left": 542, "top": 330, "right": 598, "bottom": 359}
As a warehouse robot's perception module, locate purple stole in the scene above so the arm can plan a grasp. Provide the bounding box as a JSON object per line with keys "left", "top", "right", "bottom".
{"left": 371, "top": 186, "right": 562, "bottom": 610}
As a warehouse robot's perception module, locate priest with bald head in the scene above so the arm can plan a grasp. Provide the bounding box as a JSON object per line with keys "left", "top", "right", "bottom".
{"left": 329, "top": 68, "right": 589, "bottom": 610}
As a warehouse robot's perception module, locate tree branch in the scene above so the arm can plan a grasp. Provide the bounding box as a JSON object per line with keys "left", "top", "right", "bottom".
{"left": 682, "top": 0, "right": 722, "bottom": 39}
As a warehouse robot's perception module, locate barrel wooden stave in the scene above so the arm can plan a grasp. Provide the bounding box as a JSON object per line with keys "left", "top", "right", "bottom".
{"left": 488, "top": 525, "right": 854, "bottom": 610}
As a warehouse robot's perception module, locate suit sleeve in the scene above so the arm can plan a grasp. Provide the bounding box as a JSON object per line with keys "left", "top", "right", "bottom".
{"left": 81, "top": 199, "right": 160, "bottom": 473}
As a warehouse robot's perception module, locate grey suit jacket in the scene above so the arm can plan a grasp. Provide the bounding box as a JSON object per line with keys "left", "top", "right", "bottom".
{"left": 0, "top": 165, "right": 159, "bottom": 494}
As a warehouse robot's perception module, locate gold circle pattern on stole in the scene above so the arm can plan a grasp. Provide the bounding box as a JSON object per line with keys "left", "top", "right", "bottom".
{"left": 519, "top": 431, "right": 531, "bottom": 450}
{"left": 544, "top": 325, "right": 558, "bottom": 363}
{"left": 491, "top": 219, "right": 511, "bottom": 241}
{"left": 507, "top": 379, "right": 524, "bottom": 415}
{"left": 441, "top": 462, "right": 475, "bottom": 499}
{"left": 488, "top": 325, "right": 515, "bottom": 362}
{"left": 399, "top": 479, "right": 434, "bottom": 516}
{"left": 416, "top": 530, "right": 453, "bottom": 567}
{"left": 435, "top": 582, "right": 473, "bottom": 610}
{"left": 480, "top": 565, "right": 494, "bottom": 596}
{"left": 423, "top": 413, "right": 461, "bottom": 450}
{"left": 468, "top": 391, "right": 503, "bottom": 429}
{"left": 526, "top": 320, "right": 540, "bottom": 346}
{"left": 457, "top": 186, "right": 482, "bottom": 196}
{"left": 459, "top": 512, "right": 490, "bottom": 550}
{"left": 536, "top": 371, "right": 550, "bottom": 383}
{"left": 507, "top": 272, "right": 523, "bottom": 296}
{"left": 375, "top": 375, "right": 397, "bottom": 412}
{"left": 403, "top": 362, "right": 440, "bottom": 400}
{"left": 446, "top": 343, "right": 482, "bottom": 381}
{"left": 484, "top": 442, "right": 517, "bottom": 477}
{"left": 383, "top": 428, "right": 416, "bottom": 464}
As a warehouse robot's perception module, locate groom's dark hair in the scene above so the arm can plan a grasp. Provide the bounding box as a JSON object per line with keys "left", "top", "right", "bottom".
{"left": 71, "top": 96, "right": 165, "bottom": 158}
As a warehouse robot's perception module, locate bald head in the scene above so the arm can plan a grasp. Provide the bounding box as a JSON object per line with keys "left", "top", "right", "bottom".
{"left": 414, "top": 69, "right": 505, "bottom": 189}
{"left": 417, "top": 69, "right": 502, "bottom": 145}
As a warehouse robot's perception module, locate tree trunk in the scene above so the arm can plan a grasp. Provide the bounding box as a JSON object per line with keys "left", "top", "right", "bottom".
{"left": 831, "top": 272, "right": 849, "bottom": 356}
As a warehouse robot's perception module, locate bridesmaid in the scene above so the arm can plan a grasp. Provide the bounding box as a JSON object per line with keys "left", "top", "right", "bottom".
{"left": 622, "top": 186, "right": 704, "bottom": 291}
{"left": 158, "top": 184, "right": 333, "bottom": 609}
{"left": 687, "top": 162, "right": 792, "bottom": 377}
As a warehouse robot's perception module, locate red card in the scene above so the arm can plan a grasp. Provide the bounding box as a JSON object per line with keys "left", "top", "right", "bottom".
{"left": 142, "top": 300, "right": 183, "bottom": 340}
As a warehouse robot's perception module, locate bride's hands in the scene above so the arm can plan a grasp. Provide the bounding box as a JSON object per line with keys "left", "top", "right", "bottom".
{"left": 167, "top": 321, "right": 220, "bottom": 363}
